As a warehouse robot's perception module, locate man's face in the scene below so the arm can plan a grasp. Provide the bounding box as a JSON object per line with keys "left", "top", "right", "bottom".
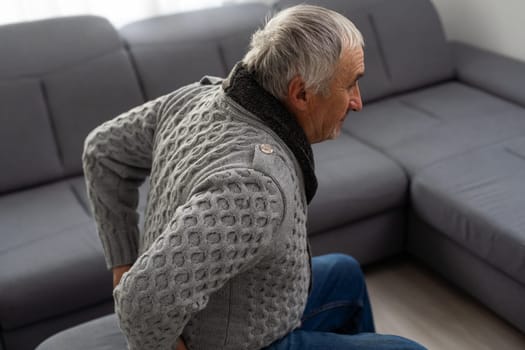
{"left": 306, "top": 47, "right": 365, "bottom": 143}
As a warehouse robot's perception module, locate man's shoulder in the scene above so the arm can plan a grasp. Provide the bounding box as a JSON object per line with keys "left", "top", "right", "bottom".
{"left": 188, "top": 140, "right": 299, "bottom": 204}
{"left": 159, "top": 77, "right": 223, "bottom": 110}
{"left": 251, "top": 143, "right": 296, "bottom": 187}
{"left": 198, "top": 75, "right": 223, "bottom": 86}
{"left": 246, "top": 141, "right": 302, "bottom": 208}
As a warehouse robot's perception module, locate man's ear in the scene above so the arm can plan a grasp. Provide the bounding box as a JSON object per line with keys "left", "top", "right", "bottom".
{"left": 286, "top": 75, "right": 309, "bottom": 112}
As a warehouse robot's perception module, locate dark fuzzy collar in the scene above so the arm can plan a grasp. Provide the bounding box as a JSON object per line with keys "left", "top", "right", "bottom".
{"left": 222, "top": 63, "right": 317, "bottom": 204}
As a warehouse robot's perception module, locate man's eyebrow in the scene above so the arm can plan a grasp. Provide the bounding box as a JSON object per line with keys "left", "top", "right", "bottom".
{"left": 350, "top": 72, "right": 365, "bottom": 85}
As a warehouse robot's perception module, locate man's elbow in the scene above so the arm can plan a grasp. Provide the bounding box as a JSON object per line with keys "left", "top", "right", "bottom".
{"left": 82, "top": 124, "right": 109, "bottom": 160}
{"left": 113, "top": 271, "right": 157, "bottom": 324}
{"left": 82, "top": 130, "right": 99, "bottom": 168}
{"left": 113, "top": 277, "right": 143, "bottom": 335}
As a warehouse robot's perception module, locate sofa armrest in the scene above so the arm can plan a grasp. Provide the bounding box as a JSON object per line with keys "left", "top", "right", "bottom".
{"left": 452, "top": 41, "right": 525, "bottom": 107}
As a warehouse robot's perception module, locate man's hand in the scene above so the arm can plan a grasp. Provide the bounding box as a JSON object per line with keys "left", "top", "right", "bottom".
{"left": 176, "top": 338, "right": 188, "bottom": 350}
{"left": 112, "top": 264, "right": 132, "bottom": 289}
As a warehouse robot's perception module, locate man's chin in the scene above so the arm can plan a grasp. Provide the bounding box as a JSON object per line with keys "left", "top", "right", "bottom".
{"left": 329, "top": 128, "right": 341, "bottom": 140}
{"left": 315, "top": 129, "right": 341, "bottom": 143}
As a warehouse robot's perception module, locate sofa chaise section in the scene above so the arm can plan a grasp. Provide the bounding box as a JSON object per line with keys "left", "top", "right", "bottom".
{"left": 280, "top": 0, "right": 525, "bottom": 334}
{"left": 410, "top": 137, "right": 525, "bottom": 332}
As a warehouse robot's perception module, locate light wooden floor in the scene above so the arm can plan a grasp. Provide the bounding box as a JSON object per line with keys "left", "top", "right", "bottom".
{"left": 364, "top": 257, "right": 525, "bottom": 350}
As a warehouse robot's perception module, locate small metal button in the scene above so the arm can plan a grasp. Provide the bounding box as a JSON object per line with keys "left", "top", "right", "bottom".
{"left": 259, "top": 144, "right": 274, "bottom": 154}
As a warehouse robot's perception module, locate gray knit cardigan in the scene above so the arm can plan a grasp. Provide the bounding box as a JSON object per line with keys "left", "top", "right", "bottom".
{"left": 82, "top": 73, "right": 312, "bottom": 349}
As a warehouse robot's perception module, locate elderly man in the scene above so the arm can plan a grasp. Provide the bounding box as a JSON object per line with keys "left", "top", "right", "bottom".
{"left": 82, "top": 4, "right": 426, "bottom": 350}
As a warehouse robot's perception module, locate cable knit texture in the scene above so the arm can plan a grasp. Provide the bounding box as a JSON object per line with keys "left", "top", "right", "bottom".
{"left": 82, "top": 76, "right": 311, "bottom": 349}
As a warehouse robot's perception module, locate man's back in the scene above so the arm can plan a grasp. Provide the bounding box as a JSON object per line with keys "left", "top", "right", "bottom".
{"left": 83, "top": 77, "right": 311, "bottom": 349}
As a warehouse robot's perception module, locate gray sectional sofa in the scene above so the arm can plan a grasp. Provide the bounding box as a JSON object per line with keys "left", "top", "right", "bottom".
{"left": 0, "top": 0, "right": 523, "bottom": 349}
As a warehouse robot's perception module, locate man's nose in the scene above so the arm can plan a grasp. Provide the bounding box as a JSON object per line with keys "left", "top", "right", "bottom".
{"left": 349, "top": 84, "right": 363, "bottom": 112}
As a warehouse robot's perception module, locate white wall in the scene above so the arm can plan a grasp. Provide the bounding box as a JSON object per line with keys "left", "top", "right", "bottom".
{"left": 430, "top": 0, "right": 525, "bottom": 62}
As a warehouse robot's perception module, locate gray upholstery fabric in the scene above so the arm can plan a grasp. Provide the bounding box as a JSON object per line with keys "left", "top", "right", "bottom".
{"left": 0, "top": 181, "right": 111, "bottom": 329}
{"left": 366, "top": 0, "right": 453, "bottom": 93}
{"left": 45, "top": 51, "right": 144, "bottom": 175}
{"left": 0, "top": 80, "right": 62, "bottom": 193}
{"left": 36, "top": 314, "right": 126, "bottom": 350}
{"left": 349, "top": 15, "right": 394, "bottom": 103}
{"left": 120, "top": 42, "right": 225, "bottom": 100}
{"left": 0, "top": 16, "right": 144, "bottom": 177}
{"left": 277, "top": 0, "right": 454, "bottom": 98}
{"left": 120, "top": 3, "right": 270, "bottom": 99}
{"left": 408, "top": 215, "right": 525, "bottom": 333}
{"left": 452, "top": 42, "right": 525, "bottom": 108}
{"left": 219, "top": 30, "right": 261, "bottom": 71}
{"left": 412, "top": 136, "right": 525, "bottom": 285}
{"left": 308, "top": 134, "right": 407, "bottom": 235}
{"left": 120, "top": 4, "right": 268, "bottom": 45}
{"left": 345, "top": 82, "right": 525, "bottom": 174}
{"left": 0, "top": 16, "right": 121, "bottom": 79}
{"left": 309, "top": 208, "right": 406, "bottom": 265}
{"left": 3, "top": 301, "right": 114, "bottom": 350}
{"left": 0, "top": 181, "right": 90, "bottom": 254}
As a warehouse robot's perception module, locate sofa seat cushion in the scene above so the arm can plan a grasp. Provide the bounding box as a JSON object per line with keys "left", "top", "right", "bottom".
{"left": 0, "top": 180, "right": 111, "bottom": 330}
{"left": 412, "top": 136, "right": 525, "bottom": 285}
{"left": 36, "top": 314, "right": 126, "bottom": 350}
{"left": 308, "top": 134, "right": 407, "bottom": 235}
{"left": 345, "top": 82, "right": 525, "bottom": 175}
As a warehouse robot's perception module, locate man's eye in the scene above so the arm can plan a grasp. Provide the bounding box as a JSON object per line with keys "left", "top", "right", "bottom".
{"left": 348, "top": 80, "right": 360, "bottom": 90}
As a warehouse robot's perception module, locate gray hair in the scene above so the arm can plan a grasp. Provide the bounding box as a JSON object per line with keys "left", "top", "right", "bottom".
{"left": 242, "top": 4, "right": 364, "bottom": 99}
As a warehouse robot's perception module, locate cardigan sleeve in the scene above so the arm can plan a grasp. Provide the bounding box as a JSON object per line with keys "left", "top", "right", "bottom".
{"left": 112, "top": 167, "right": 285, "bottom": 350}
{"left": 82, "top": 97, "right": 162, "bottom": 269}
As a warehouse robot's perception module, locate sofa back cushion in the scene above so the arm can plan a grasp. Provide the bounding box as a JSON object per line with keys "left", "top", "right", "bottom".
{"left": 0, "top": 80, "right": 63, "bottom": 193}
{"left": 120, "top": 3, "right": 271, "bottom": 100}
{"left": 276, "top": 0, "right": 454, "bottom": 102}
{"left": 0, "top": 16, "right": 143, "bottom": 192}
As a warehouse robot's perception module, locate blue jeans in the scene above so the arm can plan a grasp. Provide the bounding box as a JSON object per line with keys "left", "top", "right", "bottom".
{"left": 264, "top": 254, "right": 427, "bottom": 350}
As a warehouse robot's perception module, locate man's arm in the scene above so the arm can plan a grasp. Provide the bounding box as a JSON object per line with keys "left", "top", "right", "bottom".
{"left": 82, "top": 97, "right": 162, "bottom": 269}
{"left": 113, "top": 265, "right": 188, "bottom": 350}
{"left": 113, "top": 168, "right": 284, "bottom": 350}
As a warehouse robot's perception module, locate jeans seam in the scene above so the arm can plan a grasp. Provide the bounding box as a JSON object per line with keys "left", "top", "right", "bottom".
{"left": 301, "top": 300, "right": 363, "bottom": 323}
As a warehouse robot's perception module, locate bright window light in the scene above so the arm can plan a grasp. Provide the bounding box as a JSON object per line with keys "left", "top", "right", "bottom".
{"left": 0, "top": 0, "right": 274, "bottom": 27}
